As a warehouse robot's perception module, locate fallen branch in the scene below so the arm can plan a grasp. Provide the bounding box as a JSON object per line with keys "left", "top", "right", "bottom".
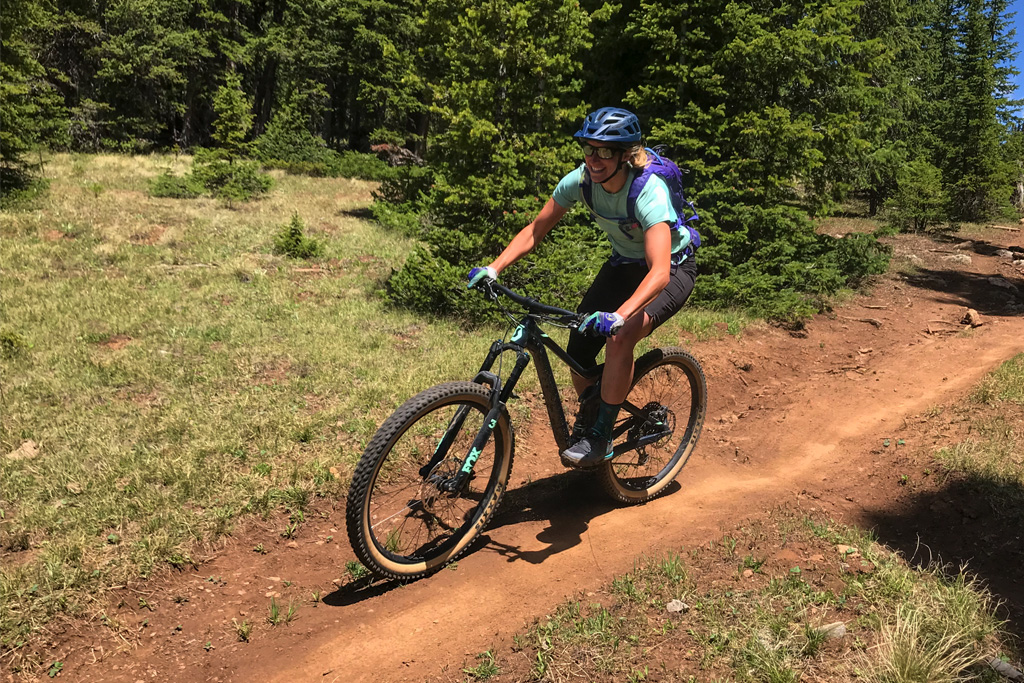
{"left": 157, "top": 263, "right": 219, "bottom": 269}
{"left": 861, "top": 304, "right": 890, "bottom": 310}
{"left": 927, "top": 319, "right": 962, "bottom": 326}
{"left": 989, "top": 225, "right": 1021, "bottom": 232}
{"left": 840, "top": 316, "right": 883, "bottom": 328}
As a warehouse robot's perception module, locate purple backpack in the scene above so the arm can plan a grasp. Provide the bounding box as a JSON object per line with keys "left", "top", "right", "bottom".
{"left": 580, "top": 148, "right": 701, "bottom": 252}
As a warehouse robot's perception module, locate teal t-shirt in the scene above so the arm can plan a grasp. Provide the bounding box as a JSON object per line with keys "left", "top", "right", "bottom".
{"left": 551, "top": 164, "right": 690, "bottom": 261}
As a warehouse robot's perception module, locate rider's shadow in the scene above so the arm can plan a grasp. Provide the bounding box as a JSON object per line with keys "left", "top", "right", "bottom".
{"left": 475, "top": 469, "right": 668, "bottom": 565}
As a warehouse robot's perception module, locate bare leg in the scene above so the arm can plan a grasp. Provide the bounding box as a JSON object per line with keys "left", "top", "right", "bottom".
{"left": 600, "top": 312, "right": 655, "bottom": 404}
{"left": 570, "top": 370, "right": 594, "bottom": 397}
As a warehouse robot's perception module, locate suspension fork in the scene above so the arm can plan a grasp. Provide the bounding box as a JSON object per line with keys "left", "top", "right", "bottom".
{"left": 419, "top": 328, "right": 533, "bottom": 490}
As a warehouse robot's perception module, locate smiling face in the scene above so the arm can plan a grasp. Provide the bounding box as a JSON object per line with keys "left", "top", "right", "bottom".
{"left": 580, "top": 140, "right": 625, "bottom": 184}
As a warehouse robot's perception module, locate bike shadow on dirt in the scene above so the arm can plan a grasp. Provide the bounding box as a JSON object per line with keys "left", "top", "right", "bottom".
{"left": 899, "top": 263, "right": 1023, "bottom": 318}
{"left": 321, "top": 470, "right": 681, "bottom": 607}
{"left": 477, "top": 469, "right": 682, "bottom": 566}
{"left": 322, "top": 574, "right": 405, "bottom": 607}
{"left": 863, "top": 471, "right": 1024, "bottom": 639}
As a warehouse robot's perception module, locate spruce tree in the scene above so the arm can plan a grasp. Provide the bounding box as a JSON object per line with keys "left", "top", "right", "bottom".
{"left": 211, "top": 72, "right": 254, "bottom": 159}
{"left": 385, "top": 0, "right": 593, "bottom": 316}
{"left": 0, "top": 0, "right": 64, "bottom": 196}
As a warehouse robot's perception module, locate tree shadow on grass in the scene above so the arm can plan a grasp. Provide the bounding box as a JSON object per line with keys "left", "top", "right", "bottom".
{"left": 340, "top": 207, "right": 373, "bottom": 220}
{"left": 899, "top": 267, "right": 1023, "bottom": 317}
{"left": 863, "top": 472, "right": 1024, "bottom": 639}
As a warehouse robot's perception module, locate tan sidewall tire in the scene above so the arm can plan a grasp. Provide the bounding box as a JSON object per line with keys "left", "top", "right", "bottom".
{"left": 346, "top": 382, "right": 514, "bottom": 580}
{"left": 598, "top": 348, "right": 706, "bottom": 504}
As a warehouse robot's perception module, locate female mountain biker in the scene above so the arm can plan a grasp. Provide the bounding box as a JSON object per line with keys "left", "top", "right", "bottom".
{"left": 467, "top": 107, "right": 698, "bottom": 469}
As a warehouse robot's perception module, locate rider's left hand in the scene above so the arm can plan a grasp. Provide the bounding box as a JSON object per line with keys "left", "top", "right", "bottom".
{"left": 579, "top": 311, "right": 624, "bottom": 337}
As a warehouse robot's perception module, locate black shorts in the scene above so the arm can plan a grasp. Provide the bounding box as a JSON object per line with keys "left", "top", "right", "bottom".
{"left": 566, "top": 256, "right": 698, "bottom": 369}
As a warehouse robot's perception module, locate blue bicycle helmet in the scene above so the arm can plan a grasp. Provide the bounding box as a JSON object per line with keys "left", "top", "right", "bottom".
{"left": 573, "top": 107, "right": 642, "bottom": 145}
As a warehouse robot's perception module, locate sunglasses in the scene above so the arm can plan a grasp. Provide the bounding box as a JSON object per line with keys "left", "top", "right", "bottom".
{"left": 580, "top": 144, "right": 621, "bottom": 159}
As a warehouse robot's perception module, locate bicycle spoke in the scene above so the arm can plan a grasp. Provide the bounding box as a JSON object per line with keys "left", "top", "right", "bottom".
{"left": 599, "top": 349, "right": 706, "bottom": 502}
{"left": 362, "top": 397, "right": 501, "bottom": 564}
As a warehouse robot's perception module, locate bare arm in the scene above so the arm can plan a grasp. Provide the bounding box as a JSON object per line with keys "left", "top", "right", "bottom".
{"left": 488, "top": 198, "right": 569, "bottom": 274}
{"left": 615, "top": 222, "right": 672, "bottom": 320}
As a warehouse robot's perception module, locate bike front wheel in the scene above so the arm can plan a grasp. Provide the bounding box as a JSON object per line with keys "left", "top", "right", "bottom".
{"left": 598, "top": 347, "right": 707, "bottom": 504}
{"left": 345, "top": 381, "right": 514, "bottom": 580}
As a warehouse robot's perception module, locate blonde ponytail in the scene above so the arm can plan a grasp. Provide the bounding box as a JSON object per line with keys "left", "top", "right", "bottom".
{"left": 625, "top": 144, "right": 649, "bottom": 169}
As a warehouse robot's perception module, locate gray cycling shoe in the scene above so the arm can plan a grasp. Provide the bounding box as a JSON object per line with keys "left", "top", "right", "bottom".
{"left": 560, "top": 432, "right": 614, "bottom": 469}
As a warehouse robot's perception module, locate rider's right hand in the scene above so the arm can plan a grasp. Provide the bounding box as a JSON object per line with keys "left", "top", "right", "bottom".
{"left": 467, "top": 266, "right": 497, "bottom": 289}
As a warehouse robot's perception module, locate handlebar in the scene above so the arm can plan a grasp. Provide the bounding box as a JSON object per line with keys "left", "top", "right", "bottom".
{"left": 476, "top": 280, "right": 582, "bottom": 327}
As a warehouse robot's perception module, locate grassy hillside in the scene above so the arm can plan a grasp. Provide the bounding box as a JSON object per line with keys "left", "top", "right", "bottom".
{"left": 0, "top": 155, "right": 747, "bottom": 659}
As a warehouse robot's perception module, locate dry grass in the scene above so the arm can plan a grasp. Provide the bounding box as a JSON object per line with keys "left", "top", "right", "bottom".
{"left": 0, "top": 154, "right": 753, "bottom": 667}
{"left": 490, "top": 514, "right": 1012, "bottom": 682}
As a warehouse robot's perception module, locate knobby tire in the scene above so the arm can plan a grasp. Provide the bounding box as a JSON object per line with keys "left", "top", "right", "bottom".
{"left": 345, "top": 382, "right": 514, "bottom": 580}
{"left": 598, "top": 347, "right": 707, "bottom": 503}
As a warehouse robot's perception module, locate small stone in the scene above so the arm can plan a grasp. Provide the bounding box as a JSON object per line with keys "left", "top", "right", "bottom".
{"left": 943, "top": 254, "right": 972, "bottom": 265}
{"left": 4, "top": 440, "right": 39, "bottom": 461}
{"left": 988, "top": 276, "right": 1019, "bottom": 292}
{"left": 835, "top": 544, "right": 861, "bottom": 559}
{"left": 666, "top": 599, "right": 690, "bottom": 614}
{"left": 996, "top": 249, "right": 1014, "bottom": 258}
{"left": 962, "top": 309, "right": 984, "bottom": 327}
{"left": 286, "top": 541, "right": 298, "bottom": 548}
{"left": 331, "top": 578, "right": 343, "bottom": 587}
{"left": 268, "top": 576, "right": 281, "bottom": 582}
{"left": 905, "top": 254, "right": 923, "bottom": 265}
{"left": 742, "top": 569, "right": 754, "bottom": 578}
{"left": 816, "top": 621, "right": 847, "bottom": 639}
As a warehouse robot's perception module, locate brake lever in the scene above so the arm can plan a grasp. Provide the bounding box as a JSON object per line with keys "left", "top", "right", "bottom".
{"left": 479, "top": 278, "right": 499, "bottom": 301}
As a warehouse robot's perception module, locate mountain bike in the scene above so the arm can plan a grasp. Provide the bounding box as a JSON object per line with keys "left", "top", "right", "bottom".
{"left": 345, "top": 279, "right": 707, "bottom": 580}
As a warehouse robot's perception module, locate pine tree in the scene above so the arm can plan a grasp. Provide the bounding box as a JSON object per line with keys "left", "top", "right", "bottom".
{"left": 1, "top": 0, "right": 64, "bottom": 196}
{"left": 853, "top": 0, "right": 935, "bottom": 214}
{"left": 385, "top": 0, "right": 593, "bottom": 316}
{"left": 928, "top": 0, "right": 1018, "bottom": 221}
{"left": 211, "top": 71, "right": 254, "bottom": 159}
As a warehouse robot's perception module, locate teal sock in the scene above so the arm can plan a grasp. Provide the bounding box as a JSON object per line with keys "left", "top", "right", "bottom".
{"left": 592, "top": 401, "right": 621, "bottom": 442}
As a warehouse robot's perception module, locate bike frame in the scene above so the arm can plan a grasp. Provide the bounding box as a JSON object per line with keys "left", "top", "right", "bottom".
{"left": 421, "top": 282, "right": 672, "bottom": 493}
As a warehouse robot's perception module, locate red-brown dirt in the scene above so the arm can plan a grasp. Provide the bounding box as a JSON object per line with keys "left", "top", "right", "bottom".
{"left": 14, "top": 229, "right": 1024, "bottom": 683}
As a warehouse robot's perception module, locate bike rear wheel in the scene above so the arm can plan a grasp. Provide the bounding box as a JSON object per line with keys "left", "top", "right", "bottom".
{"left": 346, "top": 381, "right": 514, "bottom": 580}
{"left": 598, "top": 347, "right": 706, "bottom": 504}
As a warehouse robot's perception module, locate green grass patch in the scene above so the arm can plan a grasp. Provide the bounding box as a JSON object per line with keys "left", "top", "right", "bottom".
{"left": 0, "top": 154, "right": 769, "bottom": 663}
{"left": 500, "top": 513, "right": 1012, "bottom": 681}
{"left": 933, "top": 353, "right": 1024, "bottom": 520}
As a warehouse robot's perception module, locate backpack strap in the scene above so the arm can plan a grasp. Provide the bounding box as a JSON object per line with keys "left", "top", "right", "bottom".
{"left": 578, "top": 165, "right": 599, "bottom": 220}
{"left": 626, "top": 148, "right": 702, "bottom": 252}
{"left": 578, "top": 165, "right": 629, "bottom": 223}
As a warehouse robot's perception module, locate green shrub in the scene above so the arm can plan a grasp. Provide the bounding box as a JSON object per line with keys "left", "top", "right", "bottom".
{"left": 332, "top": 151, "right": 393, "bottom": 181}
{"left": 148, "top": 171, "right": 203, "bottom": 199}
{"left": 691, "top": 203, "right": 891, "bottom": 321}
{"left": 0, "top": 330, "right": 30, "bottom": 359}
{"left": 885, "top": 160, "right": 949, "bottom": 232}
{"left": 272, "top": 213, "right": 323, "bottom": 259}
{"left": 253, "top": 95, "right": 396, "bottom": 181}
{"left": 190, "top": 148, "right": 273, "bottom": 202}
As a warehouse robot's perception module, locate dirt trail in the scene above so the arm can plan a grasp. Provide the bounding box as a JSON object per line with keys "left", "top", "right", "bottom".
{"left": 50, "top": 232, "right": 1024, "bottom": 683}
